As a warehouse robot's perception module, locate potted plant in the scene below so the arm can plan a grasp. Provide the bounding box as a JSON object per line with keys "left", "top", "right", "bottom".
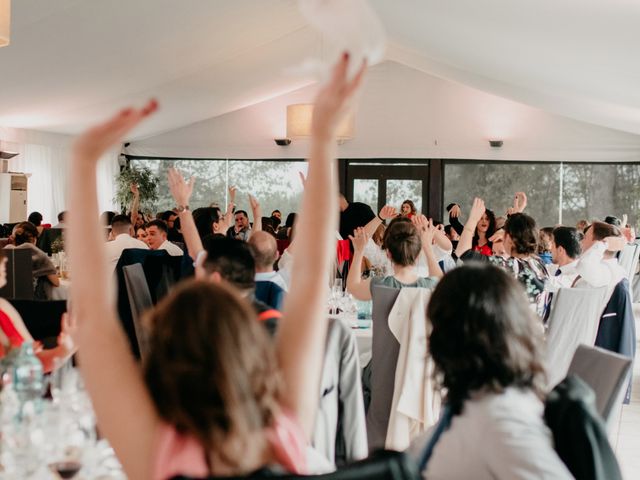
{"left": 114, "top": 166, "right": 159, "bottom": 211}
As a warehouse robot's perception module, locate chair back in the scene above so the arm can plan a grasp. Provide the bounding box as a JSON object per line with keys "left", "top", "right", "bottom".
{"left": 0, "top": 248, "right": 33, "bottom": 299}
{"left": 313, "top": 318, "right": 368, "bottom": 466}
{"left": 568, "top": 345, "right": 632, "bottom": 422}
{"left": 9, "top": 299, "right": 66, "bottom": 345}
{"left": 366, "top": 285, "right": 401, "bottom": 452}
{"left": 123, "top": 263, "right": 153, "bottom": 360}
{"left": 546, "top": 286, "right": 608, "bottom": 388}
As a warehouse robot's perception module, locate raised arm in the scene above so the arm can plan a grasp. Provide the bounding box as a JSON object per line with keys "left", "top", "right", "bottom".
{"left": 248, "top": 194, "right": 262, "bottom": 233}
{"left": 68, "top": 101, "right": 160, "bottom": 480}
{"left": 363, "top": 205, "right": 396, "bottom": 238}
{"left": 276, "top": 54, "right": 366, "bottom": 438}
{"left": 347, "top": 227, "right": 373, "bottom": 300}
{"left": 448, "top": 203, "right": 464, "bottom": 235}
{"left": 413, "top": 215, "right": 444, "bottom": 279}
{"left": 130, "top": 183, "right": 140, "bottom": 227}
{"left": 224, "top": 186, "right": 236, "bottom": 228}
{"left": 167, "top": 168, "right": 202, "bottom": 262}
{"left": 455, "top": 197, "right": 485, "bottom": 258}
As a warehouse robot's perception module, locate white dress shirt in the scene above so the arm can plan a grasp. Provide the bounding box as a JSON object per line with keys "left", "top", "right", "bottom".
{"left": 574, "top": 242, "right": 626, "bottom": 304}
{"left": 157, "top": 239, "right": 184, "bottom": 257}
{"left": 105, "top": 233, "right": 148, "bottom": 270}
{"left": 546, "top": 259, "right": 579, "bottom": 292}
{"left": 255, "top": 271, "right": 288, "bottom": 291}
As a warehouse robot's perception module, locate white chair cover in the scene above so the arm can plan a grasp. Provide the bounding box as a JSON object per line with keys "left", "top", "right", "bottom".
{"left": 546, "top": 286, "right": 608, "bottom": 388}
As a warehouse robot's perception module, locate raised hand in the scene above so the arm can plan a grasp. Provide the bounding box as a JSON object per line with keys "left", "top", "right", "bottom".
{"left": 513, "top": 192, "right": 527, "bottom": 213}
{"left": 468, "top": 197, "right": 486, "bottom": 226}
{"left": 378, "top": 205, "right": 397, "bottom": 220}
{"left": 73, "top": 99, "right": 158, "bottom": 161}
{"left": 311, "top": 52, "right": 366, "bottom": 142}
{"left": 298, "top": 172, "right": 307, "bottom": 188}
{"left": 449, "top": 204, "right": 461, "bottom": 218}
{"left": 349, "top": 227, "right": 369, "bottom": 253}
{"left": 248, "top": 194, "right": 261, "bottom": 212}
{"left": 412, "top": 214, "right": 436, "bottom": 246}
{"left": 167, "top": 168, "right": 194, "bottom": 207}
{"left": 130, "top": 183, "right": 140, "bottom": 196}
{"left": 228, "top": 185, "right": 237, "bottom": 204}
{"left": 489, "top": 229, "right": 505, "bottom": 243}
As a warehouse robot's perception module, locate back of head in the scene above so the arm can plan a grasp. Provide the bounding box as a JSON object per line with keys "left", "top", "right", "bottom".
{"left": 427, "top": 264, "right": 546, "bottom": 415}
{"left": 193, "top": 207, "right": 222, "bottom": 239}
{"left": 202, "top": 236, "right": 256, "bottom": 291}
{"left": 552, "top": 226, "right": 581, "bottom": 259}
{"left": 58, "top": 211, "right": 67, "bottom": 223}
{"left": 161, "top": 210, "right": 176, "bottom": 222}
{"left": 144, "top": 279, "right": 281, "bottom": 468}
{"left": 504, "top": 213, "right": 538, "bottom": 255}
{"left": 28, "top": 212, "right": 43, "bottom": 227}
{"left": 588, "top": 221, "right": 621, "bottom": 242}
{"left": 110, "top": 214, "right": 132, "bottom": 235}
{"left": 12, "top": 222, "right": 38, "bottom": 246}
{"left": 382, "top": 217, "right": 422, "bottom": 266}
{"left": 248, "top": 231, "right": 278, "bottom": 270}
{"left": 604, "top": 216, "right": 622, "bottom": 228}
{"left": 100, "top": 211, "right": 116, "bottom": 227}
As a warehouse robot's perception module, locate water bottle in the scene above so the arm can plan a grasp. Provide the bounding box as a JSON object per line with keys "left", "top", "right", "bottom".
{"left": 12, "top": 342, "right": 44, "bottom": 418}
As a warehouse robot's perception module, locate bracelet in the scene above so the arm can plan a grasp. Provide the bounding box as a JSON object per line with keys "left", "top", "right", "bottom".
{"left": 377, "top": 214, "right": 384, "bottom": 221}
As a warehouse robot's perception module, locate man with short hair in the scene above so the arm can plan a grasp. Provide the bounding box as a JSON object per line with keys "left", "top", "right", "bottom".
{"left": 548, "top": 226, "right": 581, "bottom": 289}
{"left": 248, "top": 231, "right": 287, "bottom": 290}
{"left": 53, "top": 211, "right": 67, "bottom": 228}
{"left": 145, "top": 219, "right": 183, "bottom": 256}
{"left": 227, "top": 210, "right": 251, "bottom": 241}
{"left": 104, "top": 215, "right": 149, "bottom": 270}
{"left": 201, "top": 236, "right": 281, "bottom": 333}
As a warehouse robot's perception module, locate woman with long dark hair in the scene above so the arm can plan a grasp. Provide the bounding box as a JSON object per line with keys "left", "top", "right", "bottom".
{"left": 411, "top": 264, "right": 571, "bottom": 479}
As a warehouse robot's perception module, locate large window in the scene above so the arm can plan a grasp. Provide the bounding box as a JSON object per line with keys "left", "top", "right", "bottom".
{"left": 444, "top": 161, "right": 640, "bottom": 230}
{"left": 128, "top": 158, "right": 307, "bottom": 218}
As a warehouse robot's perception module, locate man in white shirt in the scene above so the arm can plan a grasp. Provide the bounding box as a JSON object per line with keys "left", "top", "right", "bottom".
{"left": 145, "top": 219, "right": 184, "bottom": 257}
{"left": 248, "top": 231, "right": 287, "bottom": 291}
{"left": 574, "top": 221, "right": 626, "bottom": 303}
{"left": 547, "top": 226, "right": 581, "bottom": 291}
{"left": 105, "top": 215, "right": 149, "bottom": 270}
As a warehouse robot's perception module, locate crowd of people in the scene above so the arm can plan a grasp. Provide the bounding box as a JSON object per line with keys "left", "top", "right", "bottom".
{"left": 0, "top": 54, "right": 637, "bottom": 479}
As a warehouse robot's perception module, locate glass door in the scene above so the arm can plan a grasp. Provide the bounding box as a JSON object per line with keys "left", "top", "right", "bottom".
{"left": 346, "top": 163, "right": 429, "bottom": 215}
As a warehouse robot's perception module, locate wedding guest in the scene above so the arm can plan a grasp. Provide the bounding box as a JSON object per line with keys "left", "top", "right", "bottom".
{"left": 5, "top": 222, "right": 60, "bottom": 299}
{"left": 249, "top": 231, "right": 288, "bottom": 291}
{"left": 28, "top": 211, "right": 45, "bottom": 236}
{"left": 53, "top": 211, "right": 67, "bottom": 228}
{"left": 105, "top": 215, "right": 149, "bottom": 270}
{"left": 409, "top": 264, "right": 572, "bottom": 479}
{"left": 346, "top": 215, "right": 442, "bottom": 301}
{"left": 145, "top": 220, "right": 183, "bottom": 257}
{"left": 66, "top": 54, "right": 365, "bottom": 479}
{"left": 0, "top": 249, "right": 76, "bottom": 371}
{"left": 400, "top": 199, "right": 417, "bottom": 218}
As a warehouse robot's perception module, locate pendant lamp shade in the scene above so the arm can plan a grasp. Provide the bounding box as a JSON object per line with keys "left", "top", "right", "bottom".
{"left": 286, "top": 104, "right": 355, "bottom": 140}
{"left": 0, "top": 0, "right": 10, "bottom": 47}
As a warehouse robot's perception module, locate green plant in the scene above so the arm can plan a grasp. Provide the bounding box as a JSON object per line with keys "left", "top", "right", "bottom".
{"left": 115, "top": 167, "right": 159, "bottom": 211}
{"left": 51, "top": 236, "right": 65, "bottom": 254}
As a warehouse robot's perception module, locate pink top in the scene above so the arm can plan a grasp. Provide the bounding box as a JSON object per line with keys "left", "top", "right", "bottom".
{"left": 153, "top": 413, "right": 307, "bottom": 480}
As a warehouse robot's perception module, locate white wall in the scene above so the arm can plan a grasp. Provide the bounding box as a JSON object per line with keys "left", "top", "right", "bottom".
{"left": 129, "top": 61, "right": 640, "bottom": 162}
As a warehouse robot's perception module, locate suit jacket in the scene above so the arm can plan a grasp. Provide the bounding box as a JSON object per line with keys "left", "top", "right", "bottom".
{"left": 312, "top": 318, "right": 368, "bottom": 467}
{"left": 595, "top": 278, "right": 636, "bottom": 403}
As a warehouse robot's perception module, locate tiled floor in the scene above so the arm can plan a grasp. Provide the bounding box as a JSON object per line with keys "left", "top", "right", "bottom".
{"left": 615, "top": 310, "right": 640, "bottom": 479}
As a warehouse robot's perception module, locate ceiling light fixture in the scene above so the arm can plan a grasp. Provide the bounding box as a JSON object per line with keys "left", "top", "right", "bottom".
{"left": 0, "top": 0, "right": 11, "bottom": 48}
{"left": 275, "top": 104, "right": 355, "bottom": 145}
{"left": 489, "top": 139, "right": 503, "bottom": 148}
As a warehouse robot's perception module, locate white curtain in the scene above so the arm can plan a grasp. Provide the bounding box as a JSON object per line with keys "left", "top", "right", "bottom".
{"left": 1, "top": 127, "right": 120, "bottom": 224}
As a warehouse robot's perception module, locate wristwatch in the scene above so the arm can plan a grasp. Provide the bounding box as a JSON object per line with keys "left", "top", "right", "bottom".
{"left": 176, "top": 205, "right": 190, "bottom": 213}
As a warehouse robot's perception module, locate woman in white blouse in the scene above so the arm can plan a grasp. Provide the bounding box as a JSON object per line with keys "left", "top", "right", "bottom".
{"left": 410, "top": 263, "right": 572, "bottom": 479}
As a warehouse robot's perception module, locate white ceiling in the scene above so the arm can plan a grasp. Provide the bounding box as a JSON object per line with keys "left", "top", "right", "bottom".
{"left": 1, "top": 0, "right": 640, "bottom": 140}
